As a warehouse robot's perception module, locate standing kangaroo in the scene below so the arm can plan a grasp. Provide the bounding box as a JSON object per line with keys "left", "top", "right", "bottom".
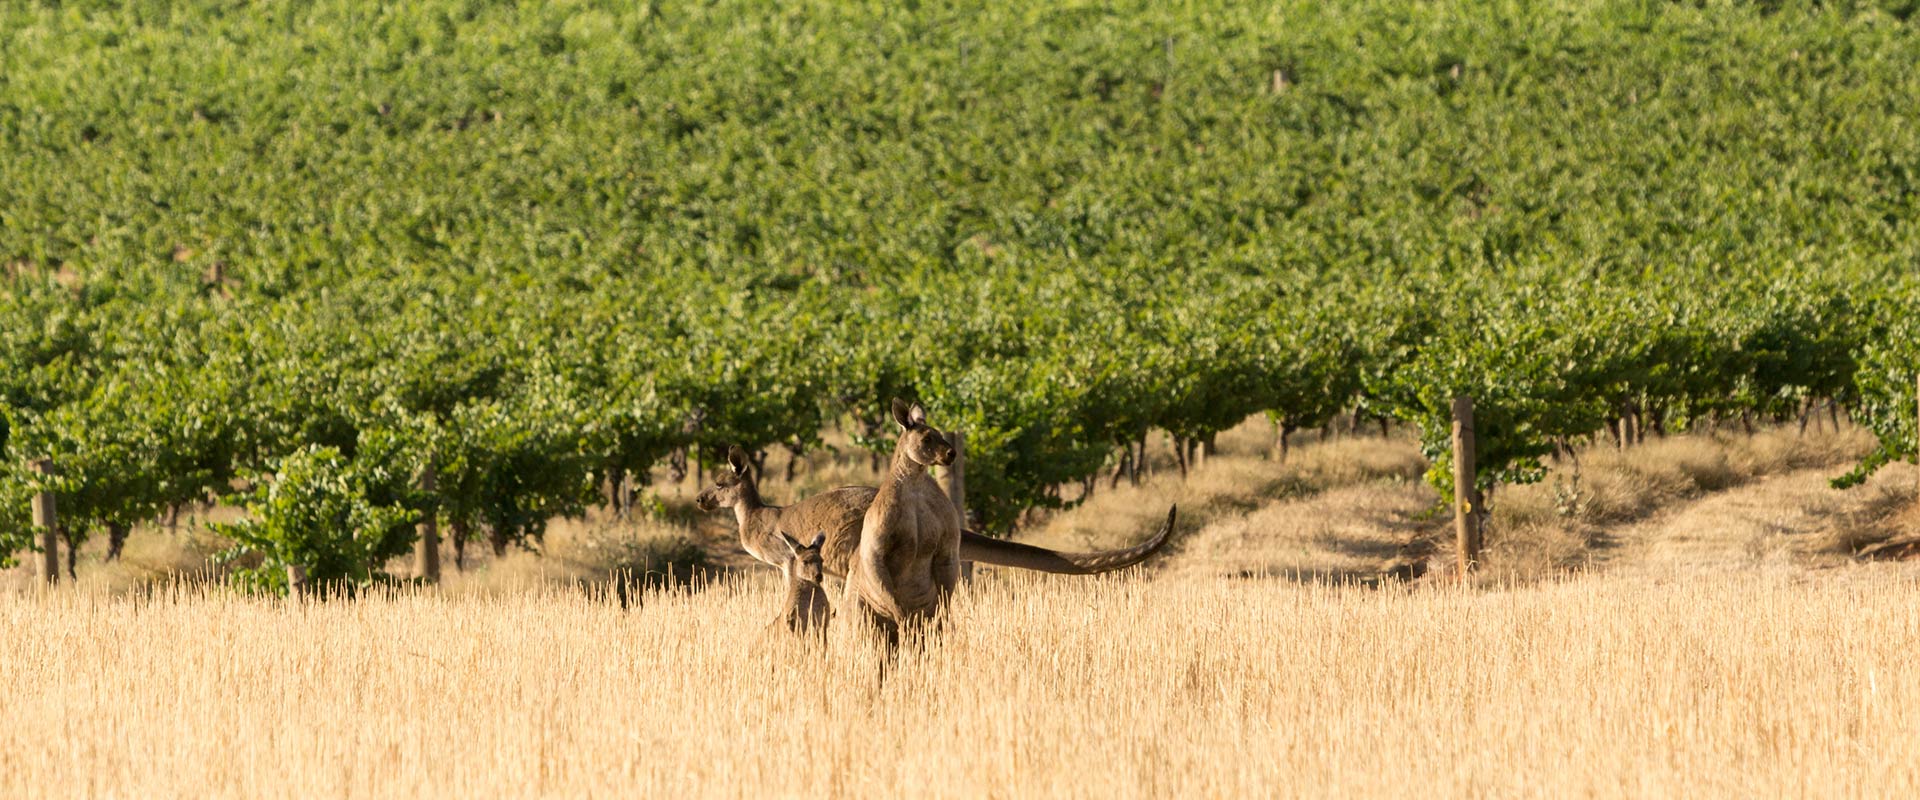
{"left": 774, "top": 531, "right": 831, "bottom": 642}
{"left": 696, "top": 449, "right": 1177, "bottom": 584}
{"left": 843, "top": 399, "right": 963, "bottom": 648}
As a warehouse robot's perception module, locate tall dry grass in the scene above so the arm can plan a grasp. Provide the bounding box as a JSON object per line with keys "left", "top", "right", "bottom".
{"left": 4, "top": 568, "right": 1918, "bottom": 799}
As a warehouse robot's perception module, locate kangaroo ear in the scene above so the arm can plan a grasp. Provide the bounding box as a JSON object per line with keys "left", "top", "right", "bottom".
{"left": 779, "top": 531, "right": 802, "bottom": 556}
{"left": 727, "top": 446, "right": 749, "bottom": 475}
{"left": 908, "top": 403, "right": 927, "bottom": 428}
{"left": 891, "top": 398, "right": 914, "bottom": 430}
{"left": 809, "top": 532, "right": 827, "bottom": 550}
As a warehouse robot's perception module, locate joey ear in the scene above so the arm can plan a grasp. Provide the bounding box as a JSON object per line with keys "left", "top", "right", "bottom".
{"left": 891, "top": 398, "right": 914, "bottom": 430}
{"left": 779, "top": 531, "right": 802, "bottom": 556}
{"left": 907, "top": 403, "right": 927, "bottom": 428}
{"left": 728, "top": 445, "right": 749, "bottom": 475}
{"left": 809, "top": 532, "right": 827, "bottom": 550}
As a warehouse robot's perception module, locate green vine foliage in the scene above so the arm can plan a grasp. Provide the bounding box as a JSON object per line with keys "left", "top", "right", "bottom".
{"left": 1835, "top": 280, "right": 1920, "bottom": 489}
{"left": 1, "top": 1, "right": 1917, "bottom": 561}
{"left": 213, "top": 445, "right": 420, "bottom": 595}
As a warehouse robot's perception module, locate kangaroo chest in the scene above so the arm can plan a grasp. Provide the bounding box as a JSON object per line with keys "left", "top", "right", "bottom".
{"left": 872, "top": 482, "right": 958, "bottom": 550}
{"left": 787, "top": 585, "right": 831, "bottom": 625}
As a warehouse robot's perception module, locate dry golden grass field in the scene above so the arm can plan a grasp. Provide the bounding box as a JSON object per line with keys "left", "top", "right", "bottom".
{"left": 5, "top": 421, "right": 1920, "bottom": 799}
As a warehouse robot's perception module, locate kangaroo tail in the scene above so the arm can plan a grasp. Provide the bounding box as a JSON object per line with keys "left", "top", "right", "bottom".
{"left": 959, "top": 506, "right": 1178, "bottom": 574}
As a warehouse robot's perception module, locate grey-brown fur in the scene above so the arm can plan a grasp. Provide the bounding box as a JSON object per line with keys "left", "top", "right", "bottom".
{"left": 775, "top": 531, "right": 831, "bottom": 641}
{"left": 696, "top": 448, "right": 869, "bottom": 589}
{"left": 695, "top": 449, "right": 1178, "bottom": 584}
{"left": 842, "top": 399, "right": 964, "bottom": 647}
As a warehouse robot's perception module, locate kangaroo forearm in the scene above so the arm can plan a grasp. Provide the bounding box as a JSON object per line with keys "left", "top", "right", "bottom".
{"left": 957, "top": 506, "right": 1178, "bottom": 574}
{"left": 931, "top": 554, "right": 959, "bottom": 595}
{"left": 857, "top": 549, "right": 907, "bottom": 618}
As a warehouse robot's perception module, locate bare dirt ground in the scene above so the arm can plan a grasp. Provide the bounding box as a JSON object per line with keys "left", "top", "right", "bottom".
{"left": 1595, "top": 465, "right": 1916, "bottom": 574}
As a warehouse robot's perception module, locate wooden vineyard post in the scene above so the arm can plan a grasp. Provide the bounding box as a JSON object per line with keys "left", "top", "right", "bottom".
{"left": 945, "top": 431, "right": 966, "bottom": 518}
{"left": 1452, "top": 397, "right": 1482, "bottom": 576}
{"left": 30, "top": 458, "right": 57, "bottom": 585}
{"left": 416, "top": 462, "right": 440, "bottom": 583}
{"left": 945, "top": 431, "right": 972, "bottom": 582}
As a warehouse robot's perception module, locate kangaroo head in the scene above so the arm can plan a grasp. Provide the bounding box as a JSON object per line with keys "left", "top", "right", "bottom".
{"left": 694, "top": 445, "right": 756, "bottom": 512}
{"left": 890, "top": 398, "right": 956, "bottom": 467}
{"left": 779, "top": 530, "right": 827, "bottom": 584}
